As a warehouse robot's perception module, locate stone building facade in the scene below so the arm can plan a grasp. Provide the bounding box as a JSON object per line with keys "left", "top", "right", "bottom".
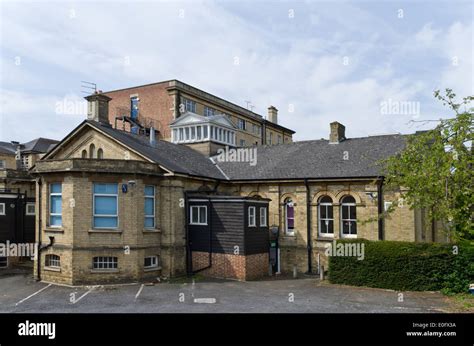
{"left": 30, "top": 92, "right": 446, "bottom": 285}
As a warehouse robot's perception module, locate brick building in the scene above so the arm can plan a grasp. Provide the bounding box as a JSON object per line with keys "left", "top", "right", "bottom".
{"left": 30, "top": 90, "right": 446, "bottom": 285}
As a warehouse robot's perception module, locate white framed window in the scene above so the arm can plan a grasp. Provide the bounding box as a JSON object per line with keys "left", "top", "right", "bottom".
{"left": 0, "top": 257, "right": 7, "bottom": 268}
{"left": 237, "top": 118, "right": 246, "bottom": 130}
{"left": 277, "top": 135, "right": 282, "bottom": 144}
{"left": 144, "top": 186, "right": 155, "bottom": 229}
{"left": 26, "top": 203, "right": 35, "bottom": 216}
{"left": 284, "top": 198, "right": 295, "bottom": 235}
{"left": 144, "top": 255, "right": 159, "bottom": 269}
{"left": 260, "top": 207, "right": 267, "bottom": 226}
{"left": 240, "top": 139, "right": 246, "bottom": 147}
{"left": 49, "top": 183, "right": 62, "bottom": 227}
{"left": 93, "top": 256, "right": 118, "bottom": 270}
{"left": 248, "top": 206, "right": 256, "bottom": 227}
{"left": 0, "top": 160, "right": 5, "bottom": 169}
{"left": 341, "top": 196, "right": 357, "bottom": 238}
{"left": 93, "top": 183, "right": 118, "bottom": 229}
{"left": 190, "top": 205, "right": 207, "bottom": 225}
{"left": 318, "top": 196, "right": 334, "bottom": 237}
{"left": 21, "top": 155, "right": 29, "bottom": 169}
{"left": 384, "top": 201, "right": 393, "bottom": 211}
{"left": 183, "top": 98, "right": 196, "bottom": 113}
{"left": 45, "top": 254, "right": 60, "bottom": 268}
{"left": 0, "top": 203, "right": 5, "bottom": 216}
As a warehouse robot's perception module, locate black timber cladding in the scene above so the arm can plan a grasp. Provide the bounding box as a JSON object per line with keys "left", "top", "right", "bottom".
{"left": 187, "top": 195, "right": 270, "bottom": 256}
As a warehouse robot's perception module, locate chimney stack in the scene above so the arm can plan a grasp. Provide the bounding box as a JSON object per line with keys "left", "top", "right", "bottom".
{"left": 85, "top": 92, "right": 112, "bottom": 125}
{"left": 267, "top": 106, "right": 278, "bottom": 124}
{"left": 329, "top": 121, "right": 346, "bottom": 143}
{"left": 150, "top": 127, "right": 156, "bottom": 146}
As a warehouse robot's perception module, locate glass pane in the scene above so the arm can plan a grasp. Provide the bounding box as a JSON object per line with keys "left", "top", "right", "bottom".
{"left": 342, "top": 205, "right": 348, "bottom": 220}
{"left": 199, "top": 207, "right": 206, "bottom": 224}
{"left": 191, "top": 127, "right": 195, "bottom": 139}
{"left": 50, "top": 195, "right": 62, "bottom": 214}
{"left": 50, "top": 215, "right": 62, "bottom": 226}
{"left": 328, "top": 205, "right": 334, "bottom": 219}
{"left": 144, "top": 186, "right": 154, "bottom": 196}
{"left": 320, "top": 221, "right": 328, "bottom": 233}
{"left": 350, "top": 221, "right": 357, "bottom": 234}
{"left": 95, "top": 196, "right": 117, "bottom": 215}
{"left": 191, "top": 207, "right": 199, "bottom": 223}
{"left": 197, "top": 126, "right": 201, "bottom": 139}
{"left": 50, "top": 183, "right": 61, "bottom": 193}
{"left": 320, "top": 205, "right": 327, "bottom": 219}
{"left": 287, "top": 218, "right": 294, "bottom": 229}
{"left": 342, "top": 221, "right": 350, "bottom": 234}
{"left": 328, "top": 220, "right": 334, "bottom": 233}
{"left": 349, "top": 206, "right": 356, "bottom": 220}
{"left": 287, "top": 205, "right": 294, "bottom": 218}
{"left": 203, "top": 126, "right": 208, "bottom": 138}
{"left": 145, "top": 198, "right": 154, "bottom": 216}
{"left": 94, "top": 216, "right": 118, "bottom": 228}
{"left": 94, "top": 183, "right": 118, "bottom": 194}
{"left": 145, "top": 217, "right": 154, "bottom": 228}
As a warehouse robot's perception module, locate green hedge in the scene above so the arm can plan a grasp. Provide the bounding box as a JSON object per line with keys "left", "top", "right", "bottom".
{"left": 328, "top": 239, "right": 474, "bottom": 293}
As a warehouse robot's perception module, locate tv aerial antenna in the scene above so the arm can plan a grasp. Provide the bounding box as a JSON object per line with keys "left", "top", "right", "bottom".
{"left": 81, "top": 81, "right": 97, "bottom": 94}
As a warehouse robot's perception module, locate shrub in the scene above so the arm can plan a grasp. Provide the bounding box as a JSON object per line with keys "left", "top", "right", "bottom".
{"left": 328, "top": 239, "right": 474, "bottom": 293}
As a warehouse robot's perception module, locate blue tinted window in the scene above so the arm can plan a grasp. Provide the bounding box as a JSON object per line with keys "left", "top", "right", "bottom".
{"left": 144, "top": 186, "right": 154, "bottom": 196}
{"left": 93, "top": 183, "right": 118, "bottom": 228}
{"left": 93, "top": 183, "right": 118, "bottom": 194}
{"left": 94, "top": 196, "right": 117, "bottom": 215}
{"left": 50, "top": 183, "right": 62, "bottom": 194}
{"left": 93, "top": 217, "right": 118, "bottom": 228}
{"left": 50, "top": 183, "right": 62, "bottom": 227}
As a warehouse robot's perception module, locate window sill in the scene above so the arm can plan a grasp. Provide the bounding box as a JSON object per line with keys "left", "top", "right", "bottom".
{"left": 44, "top": 267, "right": 61, "bottom": 272}
{"left": 91, "top": 269, "right": 119, "bottom": 273}
{"left": 316, "top": 237, "right": 335, "bottom": 241}
{"left": 88, "top": 229, "right": 123, "bottom": 234}
{"left": 144, "top": 266, "right": 162, "bottom": 272}
{"left": 44, "top": 228, "right": 64, "bottom": 233}
{"left": 143, "top": 228, "right": 161, "bottom": 233}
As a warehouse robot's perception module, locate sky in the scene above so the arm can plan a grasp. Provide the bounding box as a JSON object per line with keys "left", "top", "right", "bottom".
{"left": 0, "top": 0, "right": 472, "bottom": 143}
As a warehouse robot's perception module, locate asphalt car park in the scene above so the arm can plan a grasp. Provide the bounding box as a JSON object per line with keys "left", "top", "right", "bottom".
{"left": 0, "top": 271, "right": 452, "bottom": 313}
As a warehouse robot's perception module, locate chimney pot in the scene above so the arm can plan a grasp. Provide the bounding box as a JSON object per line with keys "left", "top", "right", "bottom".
{"left": 329, "top": 121, "right": 346, "bottom": 143}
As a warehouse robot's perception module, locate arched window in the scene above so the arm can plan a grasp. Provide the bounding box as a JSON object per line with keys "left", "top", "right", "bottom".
{"left": 341, "top": 196, "right": 357, "bottom": 238}
{"left": 97, "top": 148, "right": 104, "bottom": 159}
{"left": 284, "top": 198, "right": 295, "bottom": 236}
{"left": 81, "top": 150, "right": 87, "bottom": 158}
{"left": 89, "top": 144, "right": 95, "bottom": 159}
{"left": 45, "top": 254, "right": 60, "bottom": 268}
{"left": 318, "top": 196, "right": 334, "bottom": 237}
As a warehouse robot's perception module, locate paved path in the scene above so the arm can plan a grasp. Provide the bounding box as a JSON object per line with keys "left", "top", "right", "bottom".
{"left": 0, "top": 273, "right": 451, "bottom": 313}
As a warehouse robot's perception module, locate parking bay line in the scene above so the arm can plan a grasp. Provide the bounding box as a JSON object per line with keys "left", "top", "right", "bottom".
{"left": 135, "top": 284, "right": 144, "bottom": 300}
{"left": 15, "top": 284, "right": 52, "bottom": 306}
{"left": 72, "top": 287, "right": 95, "bottom": 304}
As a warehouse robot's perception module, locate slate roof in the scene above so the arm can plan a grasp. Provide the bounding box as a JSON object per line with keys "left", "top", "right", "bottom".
{"left": 88, "top": 121, "right": 226, "bottom": 179}
{"left": 0, "top": 138, "right": 58, "bottom": 155}
{"left": 214, "top": 135, "right": 408, "bottom": 181}
{"left": 49, "top": 120, "right": 408, "bottom": 181}
{"left": 0, "top": 142, "right": 15, "bottom": 155}
{"left": 22, "top": 138, "right": 59, "bottom": 153}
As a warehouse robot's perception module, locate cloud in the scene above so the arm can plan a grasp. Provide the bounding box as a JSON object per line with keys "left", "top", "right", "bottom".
{"left": 0, "top": 1, "right": 472, "bottom": 143}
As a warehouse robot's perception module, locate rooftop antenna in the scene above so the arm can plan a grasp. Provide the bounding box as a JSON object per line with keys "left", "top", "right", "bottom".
{"left": 245, "top": 100, "right": 252, "bottom": 109}
{"left": 81, "top": 81, "right": 97, "bottom": 94}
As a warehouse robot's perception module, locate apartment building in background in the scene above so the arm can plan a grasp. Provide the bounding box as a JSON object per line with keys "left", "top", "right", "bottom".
{"left": 100, "top": 79, "right": 295, "bottom": 153}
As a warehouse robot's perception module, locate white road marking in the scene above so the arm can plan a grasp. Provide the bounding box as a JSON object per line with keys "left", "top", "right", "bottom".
{"left": 16, "top": 284, "right": 52, "bottom": 306}
{"left": 72, "top": 287, "right": 95, "bottom": 304}
{"left": 135, "top": 284, "right": 144, "bottom": 300}
{"left": 193, "top": 298, "right": 216, "bottom": 304}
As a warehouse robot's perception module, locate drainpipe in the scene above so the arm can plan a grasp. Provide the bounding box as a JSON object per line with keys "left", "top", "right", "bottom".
{"left": 304, "top": 179, "right": 313, "bottom": 274}
{"left": 377, "top": 178, "right": 384, "bottom": 240}
{"left": 36, "top": 178, "right": 42, "bottom": 281}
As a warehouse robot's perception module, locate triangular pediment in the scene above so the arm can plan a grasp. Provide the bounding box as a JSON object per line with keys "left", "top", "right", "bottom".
{"left": 170, "top": 112, "right": 237, "bottom": 129}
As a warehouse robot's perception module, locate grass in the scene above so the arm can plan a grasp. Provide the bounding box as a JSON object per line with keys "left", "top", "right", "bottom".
{"left": 445, "top": 293, "right": 474, "bottom": 312}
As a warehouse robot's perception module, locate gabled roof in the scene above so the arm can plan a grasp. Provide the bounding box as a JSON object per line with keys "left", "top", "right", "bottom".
{"left": 170, "top": 112, "right": 237, "bottom": 130}
{"left": 42, "top": 120, "right": 226, "bottom": 180}
{"left": 214, "top": 135, "right": 408, "bottom": 181}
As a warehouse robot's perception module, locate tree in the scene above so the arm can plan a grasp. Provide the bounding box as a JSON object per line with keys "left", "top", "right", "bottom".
{"left": 383, "top": 89, "right": 473, "bottom": 240}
